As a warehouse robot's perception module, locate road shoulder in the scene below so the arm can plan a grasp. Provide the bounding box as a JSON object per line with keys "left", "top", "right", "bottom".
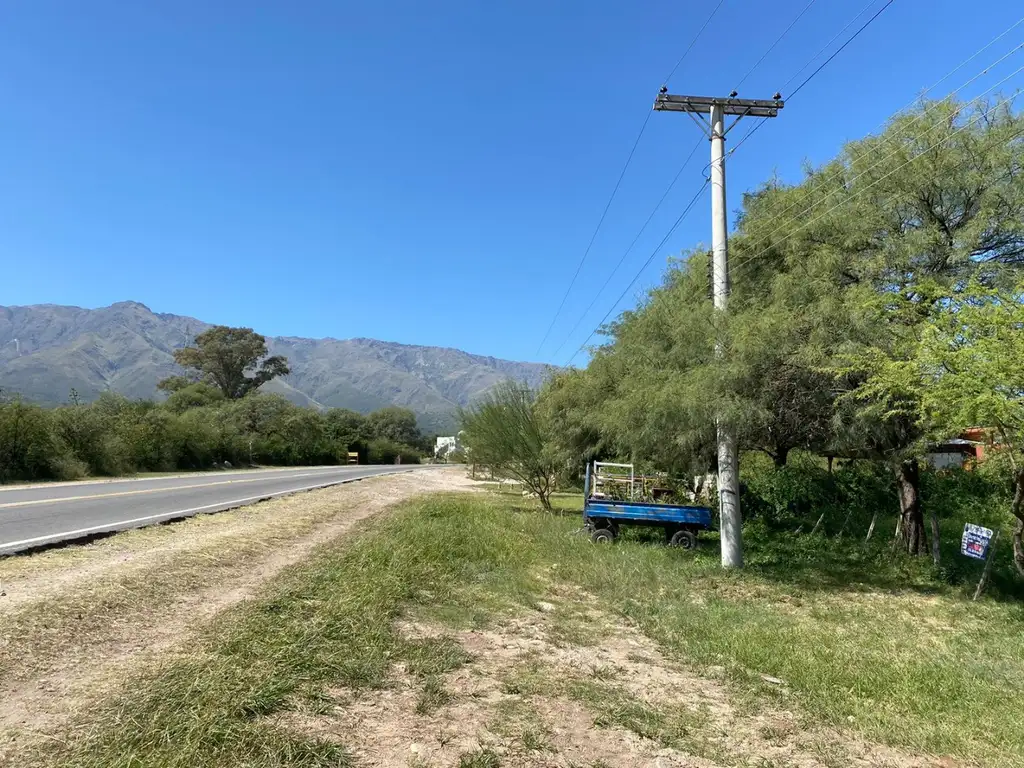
{"left": 0, "top": 468, "right": 475, "bottom": 762}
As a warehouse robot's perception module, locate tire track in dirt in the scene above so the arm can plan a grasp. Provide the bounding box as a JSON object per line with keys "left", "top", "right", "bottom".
{"left": 0, "top": 469, "right": 477, "bottom": 761}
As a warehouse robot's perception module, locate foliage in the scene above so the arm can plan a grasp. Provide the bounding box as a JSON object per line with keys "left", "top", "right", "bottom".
{"left": 917, "top": 281, "right": 1024, "bottom": 574}
{"left": 538, "top": 98, "right": 1024, "bottom": 568}
{"left": 363, "top": 406, "right": 421, "bottom": 447}
{"left": 0, "top": 391, "right": 423, "bottom": 483}
{"left": 39, "top": 493, "right": 1024, "bottom": 768}
{"left": 460, "top": 380, "right": 557, "bottom": 509}
{"left": 158, "top": 326, "right": 290, "bottom": 399}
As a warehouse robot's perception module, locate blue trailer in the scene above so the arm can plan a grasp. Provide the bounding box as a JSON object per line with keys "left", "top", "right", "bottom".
{"left": 583, "top": 462, "right": 712, "bottom": 549}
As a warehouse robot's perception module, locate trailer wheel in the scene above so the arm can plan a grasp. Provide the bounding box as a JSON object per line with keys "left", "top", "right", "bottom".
{"left": 669, "top": 530, "right": 697, "bottom": 550}
{"left": 591, "top": 528, "right": 616, "bottom": 544}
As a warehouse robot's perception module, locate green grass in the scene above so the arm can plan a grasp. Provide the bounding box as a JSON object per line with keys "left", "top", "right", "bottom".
{"left": 33, "top": 492, "right": 1024, "bottom": 767}
{"left": 457, "top": 747, "right": 502, "bottom": 768}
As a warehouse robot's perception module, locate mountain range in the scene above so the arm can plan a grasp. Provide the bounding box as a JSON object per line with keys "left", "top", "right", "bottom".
{"left": 0, "top": 301, "right": 550, "bottom": 433}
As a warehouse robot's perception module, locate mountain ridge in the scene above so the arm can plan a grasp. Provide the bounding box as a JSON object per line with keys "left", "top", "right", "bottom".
{"left": 0, "top": 301, "right": 550, "bottom": 433}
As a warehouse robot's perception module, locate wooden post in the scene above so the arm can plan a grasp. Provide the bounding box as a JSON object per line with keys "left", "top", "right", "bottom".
{"left": 865, "top": 510, "right": 878, "bottom": 541}
{"left": 973, "top": 530, "right": 1000, "bottom": 601}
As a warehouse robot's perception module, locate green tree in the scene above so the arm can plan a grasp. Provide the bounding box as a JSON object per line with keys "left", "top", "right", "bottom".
{"left": 460, "top": 380, "right": 556, "bottom": 510}
{"left": 735, "top": 97, "right": 1024, "bottom": 555}
{"left": 915, "top": 281, "right": 1024, "bottom": 575}
{"left": 159, "top": 326, "right": 290, "bottom": 399}
{"left": 163, "top": 382, "right": 226, "bottom": 414}
{"left": 324, "top": 408, "right": 367, "bottom": 457}
{"left": 364, "top": 406, "right": 421, "bottom": 446}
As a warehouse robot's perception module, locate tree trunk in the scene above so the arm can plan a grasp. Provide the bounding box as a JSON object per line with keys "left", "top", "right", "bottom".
{"left": 930, "top": 508, "right": 941, "bottom": 567}
{"left": 537, "top": 484, "right": 553, "bottom": 512}
{"left": 1011, "top": 469, "right": 1024, "bottom": 577}
{"left": 773, "top": 446, "right": 790, "bottom": 468}
{"left": 895, "top": 459, "right": 927, "bottom": 556}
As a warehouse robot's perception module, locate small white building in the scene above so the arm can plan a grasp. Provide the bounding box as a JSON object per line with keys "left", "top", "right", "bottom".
{"left": 434, "top": 435, "right": 460, "bottom": 460}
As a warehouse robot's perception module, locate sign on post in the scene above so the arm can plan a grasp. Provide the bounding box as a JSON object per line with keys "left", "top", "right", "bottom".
{"left": 961, "top": 523, "right": 994, "bottom": 561}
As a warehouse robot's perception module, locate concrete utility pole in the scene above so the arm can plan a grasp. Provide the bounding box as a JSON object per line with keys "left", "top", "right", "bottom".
{"left": 654, "top": 91, "right": 784, "bottom": 569}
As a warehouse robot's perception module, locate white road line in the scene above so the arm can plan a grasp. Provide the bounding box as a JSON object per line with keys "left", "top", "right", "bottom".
{"left": 0, "top": 470, "right": 403, "bottom": 552}
{"left": 0, "top": 469, "right": 364, "bottom": 510}
{"left": 0, "top": 465, "right": 347, "bottom": 494}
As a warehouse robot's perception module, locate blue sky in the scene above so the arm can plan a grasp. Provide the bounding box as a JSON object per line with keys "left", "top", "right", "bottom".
{"left": 2, "top": 1, "right": 1022, "bottom": 365}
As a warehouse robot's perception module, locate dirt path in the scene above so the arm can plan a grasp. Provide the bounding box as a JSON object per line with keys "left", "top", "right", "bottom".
{"left": 281, "top": 590, "right": 936, "bottom": 768}
{"left": 0, "top": 468, "right": 476, "bottom": 759}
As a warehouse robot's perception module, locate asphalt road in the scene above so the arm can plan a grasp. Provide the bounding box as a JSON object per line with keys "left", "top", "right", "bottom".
{"left": 0, "top": 465, "right": 423, "bottom": 555}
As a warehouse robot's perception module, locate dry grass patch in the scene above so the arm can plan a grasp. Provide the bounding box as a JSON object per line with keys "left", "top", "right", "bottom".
{"left": 0, "top": 469, "right": 475, "bottom": 761}
{"left": 10, "top": 491, "right": 1015, "bottom": 768}
{"left": 277, "top": 596, "right": 935, "bottom": 768}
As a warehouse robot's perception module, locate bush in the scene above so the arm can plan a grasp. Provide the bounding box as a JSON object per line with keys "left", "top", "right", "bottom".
{"left": 0, "top": 400, "right": 78, "bottom": 482}
{"left": 367, "top": 438, "right": 421, "bottom": 465}
{"left": 740, "top": 451, "right": 894, "bottom": 534}
{"left": 0, "top": 390, "right": 427, "bottom": 482}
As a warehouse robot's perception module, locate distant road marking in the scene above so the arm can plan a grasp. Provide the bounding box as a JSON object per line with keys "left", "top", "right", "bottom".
{"left": 0, "top": 471, "right": 404, "bottom": 552}
{"left": 0, "top": 469, "right": 355, "bottom": 510}
{"left": 0, "top": 465, "right": 343, "bottom": 494}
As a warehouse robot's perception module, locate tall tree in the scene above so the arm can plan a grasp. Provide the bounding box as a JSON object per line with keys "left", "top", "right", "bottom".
{"left": 159, "top": 326, "right": 290, "bottom": 399}
{"left": 734, "top": 98, "right": 1024, "bottom": 554}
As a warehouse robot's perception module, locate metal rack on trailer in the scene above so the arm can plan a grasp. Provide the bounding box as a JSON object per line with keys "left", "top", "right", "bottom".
{"left": 583, "top": 462, "right": 712, "bottom": 549}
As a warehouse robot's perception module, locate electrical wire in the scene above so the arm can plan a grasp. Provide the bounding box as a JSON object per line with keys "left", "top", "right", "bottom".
{"left": 549, "top": 0, "right": 820, "bottom": 360}
{"left": 729, "top": 0, "right": 899, "bottom": 157}
{"left": 731, "top": 56, "right": 1024, "bottom": 266}
{"left": 734, "top": 7, "right": 1024, "bottom": 158}
{"left": 566, "top": 180, "right": 710, "bottom": 365}
{"left": 663, "top": 0, "right": 729, "bottom": 85}
{"left": 778, "top": 0, "right": 880, "bottom": 95}
{"left": 733, "top": 0, "right": 819, "bottom": 91}
{"left": 535, "top": 0, "right": 728, "bottom": 356}
{"left": 549, "top": 137, "right": 705, "bottom": 359}
{"left": 786, "top": 0, "right": 897, "bottom": 100}
{"left": 534, "top": 110, "right": 653, "bottom": 355}
{"left": 727, "top": 87, "right": 1024, "bottom": 278}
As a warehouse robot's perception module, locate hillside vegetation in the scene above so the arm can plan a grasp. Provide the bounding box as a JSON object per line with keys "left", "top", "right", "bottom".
{"left": 0, "top": 326, "right": 433, "bottom": 481}
{"left": 0, "top": 301, "right": 549, "bottom": 433}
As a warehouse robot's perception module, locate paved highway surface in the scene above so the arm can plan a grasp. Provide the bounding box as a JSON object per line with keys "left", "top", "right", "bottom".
{"left": 0, "top": 465, "right": 423, "bottom": 555}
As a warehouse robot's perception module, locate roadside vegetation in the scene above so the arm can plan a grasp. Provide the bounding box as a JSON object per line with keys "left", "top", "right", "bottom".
{"left": 27, "top": 492, "right": 1024, "bottom": 767}
{"left": 0, "top": 326, "right": 428, "bottom": 483}
{"left": 470, "top": 96, "right": 1024, "bottom": 581}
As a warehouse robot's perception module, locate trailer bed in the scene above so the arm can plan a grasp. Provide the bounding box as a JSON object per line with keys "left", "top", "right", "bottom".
{"left": 585, "top": 499, "right": 712, "bottom": 527}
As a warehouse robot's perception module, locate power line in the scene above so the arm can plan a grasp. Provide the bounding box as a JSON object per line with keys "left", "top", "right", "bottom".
{"left": 736, "top": 8, "right": 1024, "bottom": 158}
{"left": 732, "top": 55, "right": 1024, "bottom": 264}
{"left": 787, "top": 0, "right": 897, "bottom": 100}
{"left": 730, "top": 23, "right": 1024, "bottom": 233}
{"left": 566, "top": 180, "right": 710, "bottom": 365}
{"left": 729, "top": 0, "right": 898, "bottom": 156}
{"left": 535, "top": 0, "right": 728, "bottom": 356}
{"left": 564, "top": 9, "right": 1024, "bottom": 367}
{"left": 549, "top": 137, "right": 705, "bottom": 359}
{"left": 663, "top": 0, "right": 729, "bottom": 85}
{"left": 534, "top": 111, "right": 653, "bottom": 355}
{"left": 778, "top": 0, "right": 880, "bottom": 95}
{"left": 734, "top": 0, "right": 819, "bottom": 91}
{"left": 728, "top": 87, "right": 1024, "bottom": 278}
{"left": 550, "top": 1, "right": 816, "bottom": 359}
